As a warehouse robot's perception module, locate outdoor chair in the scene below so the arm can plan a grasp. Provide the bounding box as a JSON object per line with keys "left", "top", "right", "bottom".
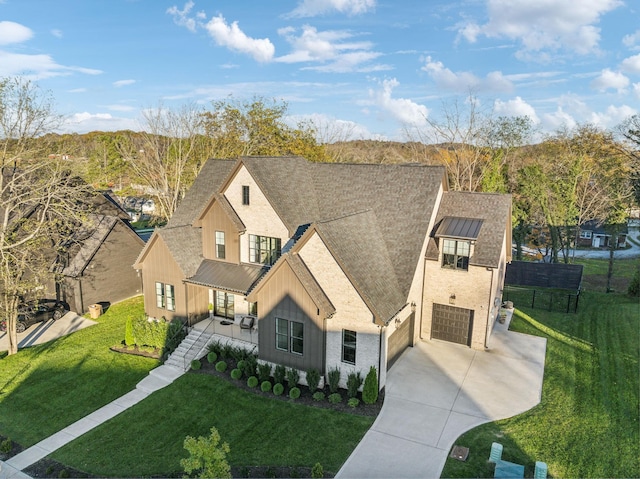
{"left": 240, "top": 316, "right": 255, "bottom": 330}
{"left": 534, "top": 461, "right": 548, "bottom": 479}
{"left": 489, "top": 442, "right": 503, "bottom": 463}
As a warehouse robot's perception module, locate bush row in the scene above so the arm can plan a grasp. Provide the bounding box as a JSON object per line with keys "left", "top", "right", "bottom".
{"left": 125, "top": 315, "right": 186, "bottom": 359}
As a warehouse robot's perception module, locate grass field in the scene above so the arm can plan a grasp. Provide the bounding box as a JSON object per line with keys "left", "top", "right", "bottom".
{"left": 574, "top": 257, "right": 639, "bottom": 293}
{"left": 0, "top": 296, "right": 158, "bottom": 446}
{"left": 441, "top": 291, "right": 639, "bottom": 478}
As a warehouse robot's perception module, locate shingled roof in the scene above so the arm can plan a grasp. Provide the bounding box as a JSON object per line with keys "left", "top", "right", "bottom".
{"left": 425, "top": 191, "right": 511, "bottom": 268}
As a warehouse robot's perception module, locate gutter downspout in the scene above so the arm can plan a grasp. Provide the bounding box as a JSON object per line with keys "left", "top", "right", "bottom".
{"left": 378, "top": 323, "right": 384, "bottom": 391}
{"left": 419, "top": 256, "right": 427, "bottom": 340}
{"left": 484, "top": 267, "right": 494, "bottom": 349}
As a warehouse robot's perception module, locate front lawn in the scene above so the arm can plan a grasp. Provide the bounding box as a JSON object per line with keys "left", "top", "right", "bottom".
{"left": 51, "top": 373, "right": 374, "bottom": 477}
{"left": 441, "top": 291, "right": 639, "bottom": 478}
{"left": 0, "top": 296, "right": 158, "bottom": 446}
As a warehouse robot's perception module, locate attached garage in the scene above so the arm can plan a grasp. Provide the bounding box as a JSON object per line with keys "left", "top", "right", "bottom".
{"left": 431, "top": 303, "right": 474, "bottom": 346}
{"left": 387, "top": 312, "right": 414, "bottom": 370}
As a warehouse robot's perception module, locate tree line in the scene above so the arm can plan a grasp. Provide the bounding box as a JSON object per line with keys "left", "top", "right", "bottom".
{"left": 1, "top": 76, "right": 639, "bottom": 354}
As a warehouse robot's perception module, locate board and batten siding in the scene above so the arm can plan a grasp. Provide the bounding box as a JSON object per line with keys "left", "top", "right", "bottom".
{"left": 255, "top": 260, "right": 325, "bottom": 372}
{"left": 71, "top": 222, "right": 143, "bottom": 313}
{"left": 222, "top": 165, "right": 289, "bottom": 263}
{"left": 298, "top": 232, "right": 382, "bottom": 389}
{"left": 200, "top": 200, "right": 240, "bottom": 263}
{"left": 139, "top": 235, "right": 188, "bottom": 321}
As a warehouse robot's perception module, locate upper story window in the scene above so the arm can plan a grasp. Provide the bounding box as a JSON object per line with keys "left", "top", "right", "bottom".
{"left": 249, "top": 234, "right": 281, "bottom": 266}
{"left": 215, "top": 231, "right": 225, "bottom": 259}
{"left": 442, "top": 239, "right": 470, "bottom": 270}
{"left": 242, "top": 185, "right": 250, "bottom": 205}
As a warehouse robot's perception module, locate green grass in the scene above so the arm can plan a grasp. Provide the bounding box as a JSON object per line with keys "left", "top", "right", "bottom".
{"left": 574, "top": 257, "right": 640, "bottom": 293}
{"left": 0, "top": 296, "right": 158, "bottom": 446}
{"left": 441, "top": 291, "right": 639, "bottom": 478}
{"left": 51, "top": 374, "right": 374, "bottom": 477}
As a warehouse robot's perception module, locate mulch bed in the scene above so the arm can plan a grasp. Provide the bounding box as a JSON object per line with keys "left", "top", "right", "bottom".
{"left": 5, "top": 357, "right": 383, "bottom": 478}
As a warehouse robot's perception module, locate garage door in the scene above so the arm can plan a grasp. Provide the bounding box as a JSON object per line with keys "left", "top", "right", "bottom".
{"left": 387, "top": 312, "right": 414, "bottom": 370}
{"left": 431, "top": 303, "right": 474, "bottom": 346}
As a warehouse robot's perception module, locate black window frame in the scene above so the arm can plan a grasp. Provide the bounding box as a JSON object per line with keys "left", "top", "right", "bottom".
{"left": 242, "top": 185, "right": 250, "bottom": 205}
{"left": 441, "top": 239, "right": 470, "bottom": 271}
{"left": 214, "top": 291, "right": 234, "bottom": 319}
{"left": 342, "top": 329, "right": 357, "bottom": 365}
{"left": 248, "top": 234, "right": 281, "bottom": 266}
{"left": 275, "top": 317, "right": 304, "bottom": 355}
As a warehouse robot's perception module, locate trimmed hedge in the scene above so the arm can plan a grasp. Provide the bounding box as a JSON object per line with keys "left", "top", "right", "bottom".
{"left": 247, "top": 376, "right": 258, "bottom": 388}
{"left": 261, "top": 381, "right": 272, "bottom": 393}
{"left": 230, "top": 368, "right": 242, "bottom": 380}
{"left": 207, "top": 351, "right": 218, "bottom": 364}
{"left": 347, "top": 397, "right": 360, "bottom": 408}
{"left": 289, "top": 387, "right": 301, "bottom": 399}
{"left": 273, "top": 383, "right": 284, "bottom": 396}
{"left": 328, "top": 393, "right": 342, "bottom": 404}
{"left": 190, "top": 360, "right": 201, "bottom": 370}
{"left": 215, "top": 361, "right": 228, "bottom": 373}
{"left": 312, "top": 391, "right": 325, "bottom": 402}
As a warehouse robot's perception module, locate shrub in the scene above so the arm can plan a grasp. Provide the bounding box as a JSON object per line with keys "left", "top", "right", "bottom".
{"left": 164, "top": 319, "right": 186, "bottom": 357}
{"left": 327, "top": 367, "right": 341, "bottom": 393}
{"left": 305, "top": 368, "right": 321, "bottom": 392}
{"left": 362, "top": 366, "right": 379, "bottom": 404}
{"left": 328, "top": 393, "right": 342, "bottom": 404}
{"left": 247, "top": 376, "right": 258, "bottom": 388}
{"left": 346, "top": 371, "right": 363, "bottom": 398}
{"left": 348, "top": 397, "right": 360, "bottom": 408}
{"left": 257, "top": 362, "right": 272, "bottom": 383}
{"left": 220, "top": 342, "right": 235, "bottom": 359}
{"left": 273, "top": 364, "right": 287, "bottom": 385}
{"left": 629, "top": 269, "right": 640, "bottom": 297}
{"left": 273, "top": 383, "right": 284, "bottom": 396}
{"left": 58, "top": 470, "right": 70, "bottom": 479}
{"left": 207, "top": 340, "right": 221, "bottom": 356}
{"left": 181, "top": 426, "right": 231, "bottom": 479}
{"left": 230, "top": 346, "right": 247, "bottom": 362}
{"left": 230, "top": 368, "right": 242, "bottom": 380}
{"left": 242, "top": 355, "right": 258, "bottom": 378}
{"left": 207, "top": 351, "right": 218, "bottom": 364}
{"left": 124, "top": 316, "right": 135, "bottom": 346}
{"left": 286, "top": 367, "right": 300, "bottom": 389}
{"left": 261, "top": 381, "right": 272, "bottom": 392}
{"left": 311, "top": 462, "right": 324, "bottom": 479}
{"left": 237, "top": 359, "right": 246, "bottom": 371}
{"left": 289, "top": 387, "right": 301, "bottom": 399}
{"left": 131, "top": 316, "right": 174, "bottom": 349}
{"left": 190, "top": 360, "right": 202, "bottom": 370}
{"left": 312, "top": 391, "right": 325, "bottom": 401}
{"left": 215, "top": 361, "right": 227, "bottom": 373}
{"left": 0, "top": 438, "right": 12, "bottom": 454}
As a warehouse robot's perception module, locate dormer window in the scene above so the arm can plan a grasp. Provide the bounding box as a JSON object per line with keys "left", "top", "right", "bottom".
{"left": 435, "top": 216, "right": 482, "bottom": 272}
{"left": 242, "top": 185, "right": 250, "bottom": 205}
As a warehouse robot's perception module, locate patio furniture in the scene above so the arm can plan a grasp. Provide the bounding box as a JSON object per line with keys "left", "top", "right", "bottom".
{"left": 489, "top": 442, "right": 503, "bottom": 463}
{"left": 489, "top": 442, "right": 524, "bottom": 479}
{"left": 534, "top": 461, "right": 548, "bottom": 479}
{"left": 240, "top": 316, "right": 255, "bottom": 329}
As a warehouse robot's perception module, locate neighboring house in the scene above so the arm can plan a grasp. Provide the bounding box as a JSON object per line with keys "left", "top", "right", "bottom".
{"left": 134, "top": 156, "right": 512, "bottom": 389}
{"left": 578, "top": 220, "right": 628, "bottom": 248}
{"left": 53, "top": 191, "right": 146, "bottom": 313}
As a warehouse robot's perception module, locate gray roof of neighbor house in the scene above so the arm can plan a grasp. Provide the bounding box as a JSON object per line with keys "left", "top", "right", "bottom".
{"left": 425, "top": 191, "right": 511, "bottom": 268}
{"left": 580, "top": 219, "right": 628, "bottom": 235}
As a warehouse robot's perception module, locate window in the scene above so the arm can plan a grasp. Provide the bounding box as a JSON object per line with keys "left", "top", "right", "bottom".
{"left": 442, "top": 239, "right": 470, "bottom": 270}
{"left": 242, "top": 185, "right": 250, "bottom": 205}
{"left": 249, "top": 234, "right": 281, "bottom": 265}
{"left": 342, "top": 329, "right": 357, "bottom": 364}
{"left": 580, "top": 230, "right": 592, "bottom": 239}
{"left": 215, "top": 291, "right": 234, "bottom": 319}
{"left": 215, "top": 231, "right": 226, "bottom": 259}
{"left": 248, "top": 302, "right": 258, "bottom": 316}
{"left": 155, "top": 282, "right": 176, "bottom": 311}
{"left": 276, "top": 318, "right": 304, "bottom": 355}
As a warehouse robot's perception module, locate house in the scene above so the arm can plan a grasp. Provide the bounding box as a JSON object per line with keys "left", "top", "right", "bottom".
{"left": 578, "top": 219, "right": 628, "bottom": 248}
{"left": 53, "top": 191, "right": 146, "bottom": 313}
{"left": 133, "top": 156, "right": 512, "bottom": 389}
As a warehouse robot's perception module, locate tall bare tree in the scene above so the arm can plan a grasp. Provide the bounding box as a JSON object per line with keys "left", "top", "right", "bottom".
{"left": 1, "top": 77, "right": 92, "bottom": 355}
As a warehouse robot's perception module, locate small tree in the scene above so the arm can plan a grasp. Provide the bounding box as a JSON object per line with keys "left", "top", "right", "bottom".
{"left": 362, "top": 366, "right": 379, "bottom": 404}
{"left": 181, "top": 426, "right": 231, "bottom": 479}
{"left": 346, "top": 371, "right": 363, "bottom": 399}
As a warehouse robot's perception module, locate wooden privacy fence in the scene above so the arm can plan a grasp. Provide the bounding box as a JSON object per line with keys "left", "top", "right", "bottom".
{"left": 504, "top": 285, "right": 580, "bottom": 313}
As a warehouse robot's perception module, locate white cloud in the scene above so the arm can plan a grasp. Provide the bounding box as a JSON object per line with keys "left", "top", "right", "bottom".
{"left": 286, "top": 0, "right": 375, "bottom": 18}
{"left": 622, "top": 30, "right": 640, "bottom": 49}
{"left": 589, "top": 104, "right": 637, "bottom": 127}
{"left": 289, "top": 112, "right": 375, "bottom": 141}
{"left": 542, "top": 107, "right": 577, "bottom": 130}
{"left": 458, "top": 0, "right": 622, "bottom": 56}
{"left": 106, "top": 104, "right": 136, "bottom": 112}
{"left": 113, "top": 79, "right": 136, "bottom": 87}
{"left": 167, "top": 1, "right": 198, "bottom": 33}
{"left": 620, "top": 54, "right": 640, "bottom": 75}
{"left": 0, "top": 21, "right": 33, "bottom": 45}
{"left": 204, "top": 14, "right": 274, "bottom": 63}
{"left": 369, "top": 78, "right": 428, "bottom": 125}
{"left": 51, "top": 29, "right": 63, "bottom": 39}
{"left": 277, "top": 25, "right": 388, "bottom": 72}
{"left": 634, "top": 83, "right": 640, "bottom": 99}
{"left": 0, "top": 50, "right": 102, "bottom": 79}
{"left": 590, "top": 68, "right": 630, "bottom": 92}
{"left": 493, "top": 96, "right": 540, "bottom": 123}
{"left": 60, "top": 112, "right": 139, "bottom": 134}
{"left": 421, "top": 56, "right": 513, "bottom": 93}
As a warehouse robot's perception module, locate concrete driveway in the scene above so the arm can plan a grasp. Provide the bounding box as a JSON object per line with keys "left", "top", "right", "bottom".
{"left": 0, "top": 312, "right": 96, "bottom": 352}
{"left": 336, "top": 314, "right": 547, "bottom": 479}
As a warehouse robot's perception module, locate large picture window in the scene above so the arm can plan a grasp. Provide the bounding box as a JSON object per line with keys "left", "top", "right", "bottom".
{"left": 249, "top": 234, "right": 281, "bottom": 266}
{"left": 155, "top": 282, "right": 175, "bottom": 311}
{"left": 215, "top": 291, "right": 234, "bottom": 319}
{"left": 442, "top": 239, "right": 470, "bottom": 270}
{"left": 215, "top": 231, "right": 226, "bottom": 259}
{"left": 342, "top": 329, "right": 357, "bottom": 364}
{"left": 276, "top": 318, "right": 304, "bottom": 355}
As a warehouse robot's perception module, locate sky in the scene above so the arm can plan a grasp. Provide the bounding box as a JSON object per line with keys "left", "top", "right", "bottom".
{"left": 1, "top": 0, "right": 639, "bottom": 141}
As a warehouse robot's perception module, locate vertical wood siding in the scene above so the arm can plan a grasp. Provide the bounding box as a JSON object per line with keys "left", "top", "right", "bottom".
{"left": 201, "top": 201, "right": 240, "bottom": 263}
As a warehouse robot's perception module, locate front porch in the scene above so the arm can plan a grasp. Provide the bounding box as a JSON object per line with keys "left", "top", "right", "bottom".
{"left": 192, "top": 315, "right": 259, "bottom": 349}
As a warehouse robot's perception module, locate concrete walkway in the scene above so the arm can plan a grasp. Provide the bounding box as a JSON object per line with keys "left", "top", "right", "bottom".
{"left": 0, "top": 365, "right": 185, "bottom": 479}
{"left": 336, "top": 311, "right": 547, "bottom": 479}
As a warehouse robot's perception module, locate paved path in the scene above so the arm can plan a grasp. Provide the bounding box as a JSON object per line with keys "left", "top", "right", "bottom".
{"left": 0, "top": 312, "right": 96, "bottom": 353}
{"left": 336, "top": 311, "right": 547, "bottom": 479}
{"left": 0, "top": 365, "right": 185, "bottom": 479}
